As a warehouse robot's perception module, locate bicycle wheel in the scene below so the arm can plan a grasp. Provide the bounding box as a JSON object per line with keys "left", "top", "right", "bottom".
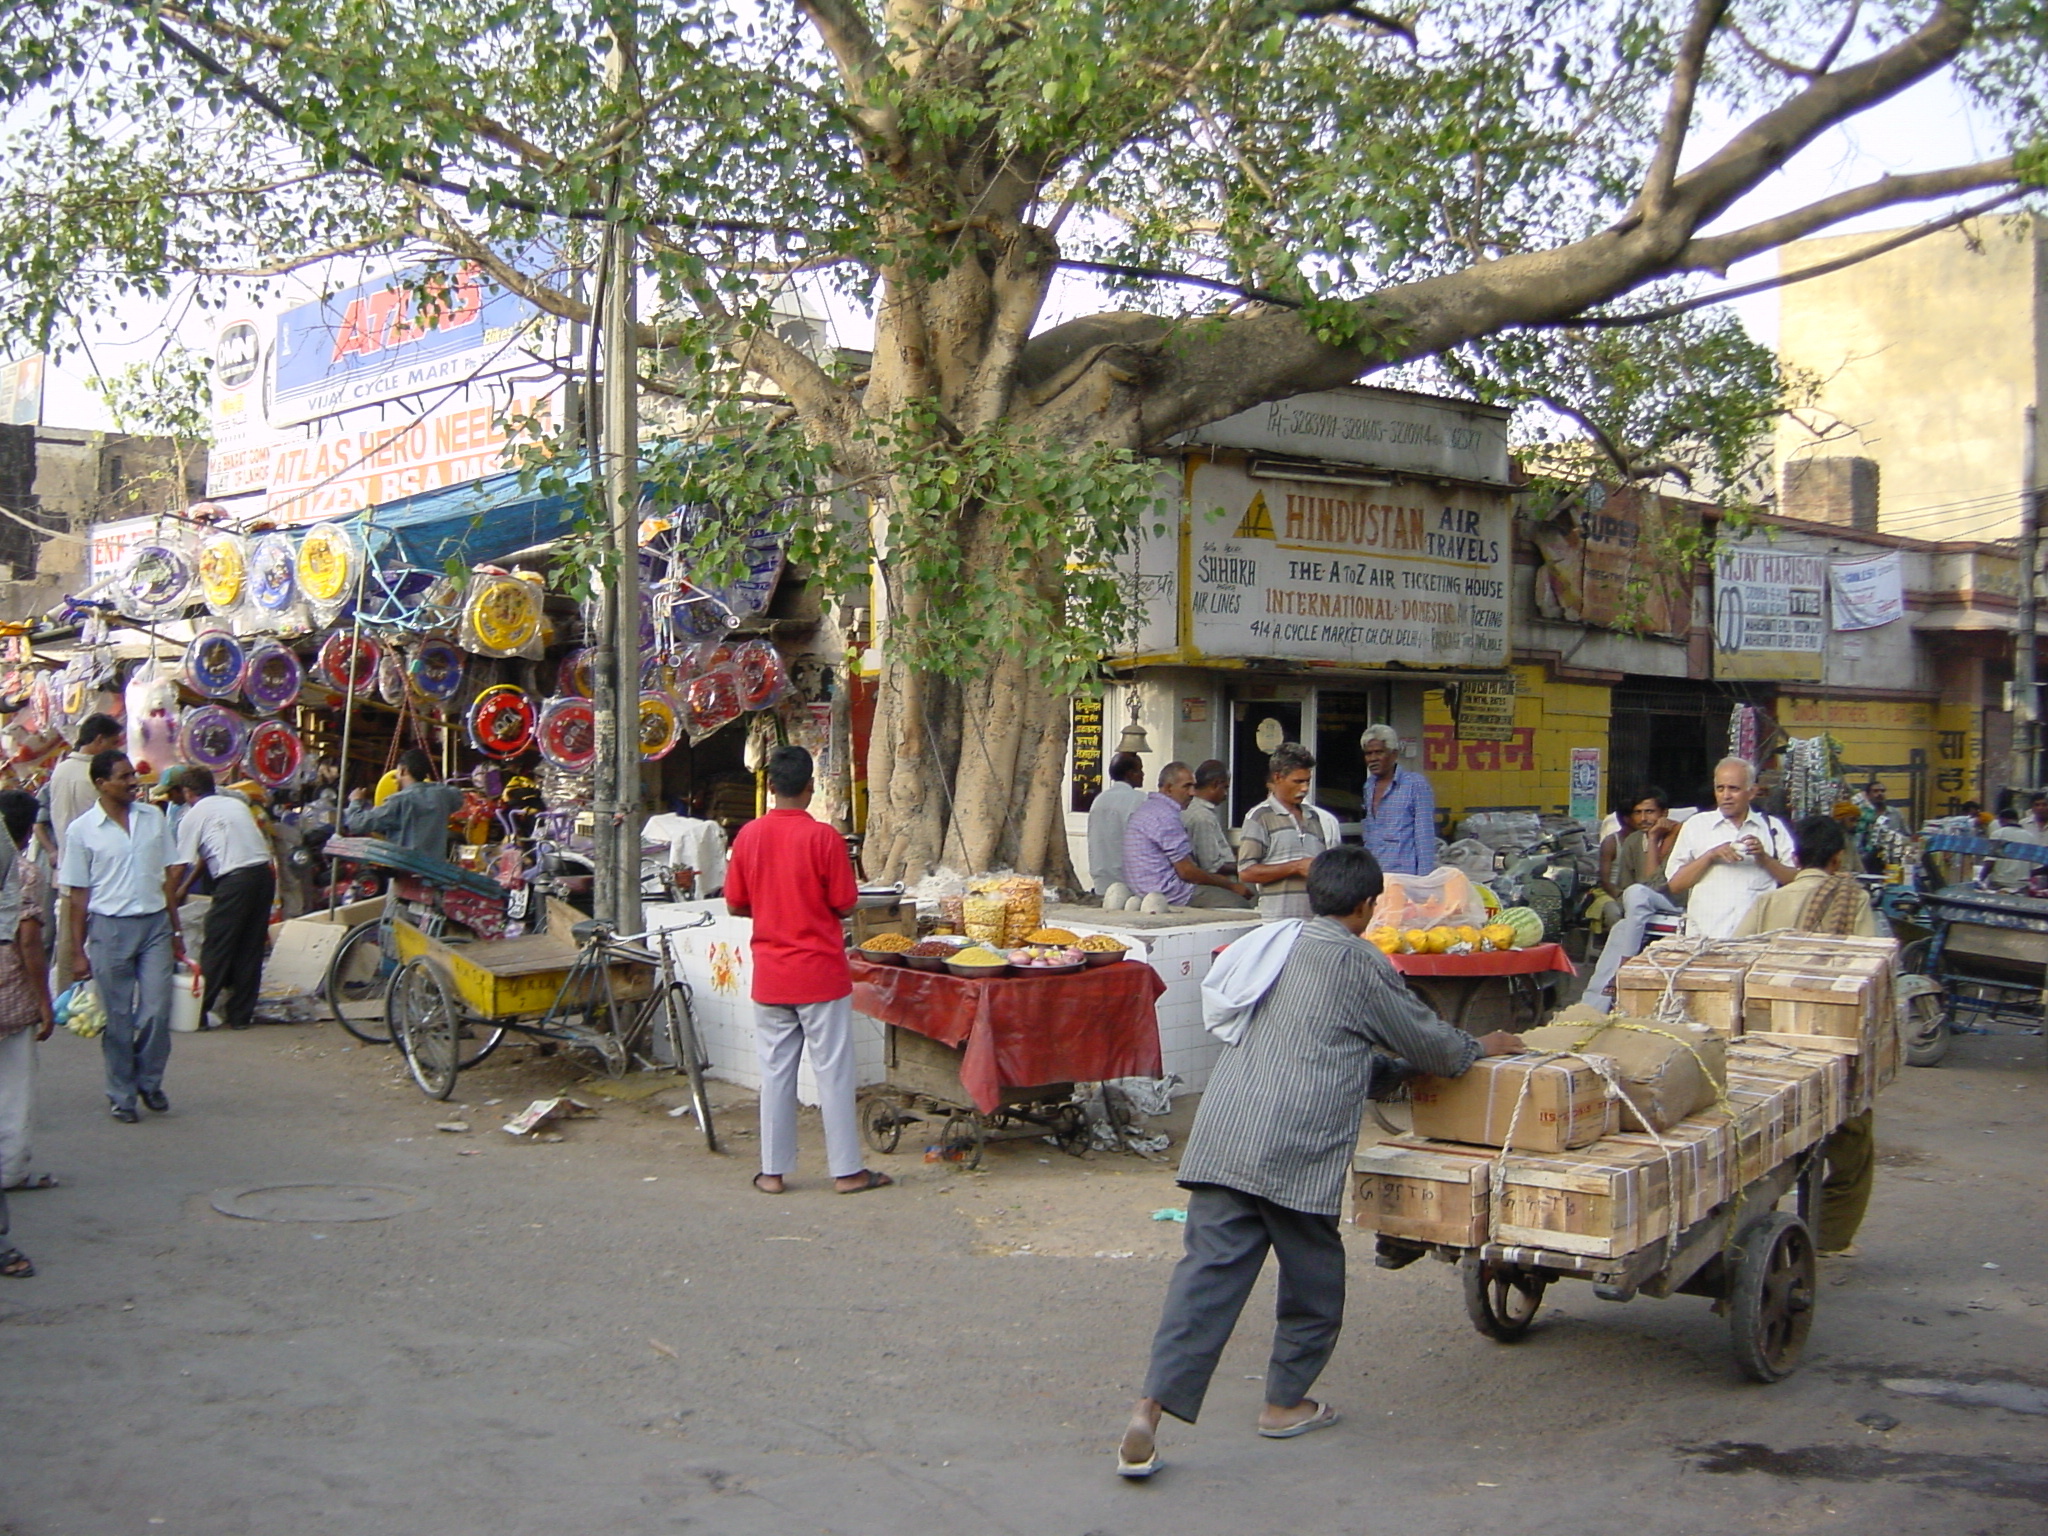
{"left": 323, "top": 920, "right": 395, "bottom": 1044}
{"left": 660, "top": 983, "right": 718, "bottom": 1152}
{"left": 390, "top": 957, "right": 462, "bottom": 1099}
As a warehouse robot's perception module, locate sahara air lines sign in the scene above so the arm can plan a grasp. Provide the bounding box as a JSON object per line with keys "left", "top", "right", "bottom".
{"left": 1182, "top": 460, "right": 1511, "bottom": 667}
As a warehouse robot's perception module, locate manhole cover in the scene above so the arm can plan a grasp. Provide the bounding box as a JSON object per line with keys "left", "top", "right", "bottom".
{"left": 210, "top": 1183, "right": 431, "bottom": 1223}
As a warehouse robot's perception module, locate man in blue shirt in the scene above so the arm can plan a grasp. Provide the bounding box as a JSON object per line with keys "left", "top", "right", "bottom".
{"left": 1358, "top": 724, "right": 1436, "bottom": 876}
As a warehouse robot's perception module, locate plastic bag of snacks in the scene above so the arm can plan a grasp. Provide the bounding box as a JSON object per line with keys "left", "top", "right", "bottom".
{"left": 962, "top": 895, "right": 1008, "bottom": 946}
{"left": 969, "top": 874, "right": 1045, "bottom": 949}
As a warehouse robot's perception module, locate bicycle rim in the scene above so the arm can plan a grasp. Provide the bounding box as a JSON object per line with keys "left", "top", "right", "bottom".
{"left": 664, "top": 984, "right": 717, "bottom": 1152}
{"left": 324, "top": 920, "right": 395, "bottom": 1045}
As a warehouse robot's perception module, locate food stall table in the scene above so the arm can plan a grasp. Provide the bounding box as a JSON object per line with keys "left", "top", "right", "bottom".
{"left": 1389, "top": 944, "right": 1576, "bottom": 1035}
{"left": 849, "top": 957, "right": 1166, "bottom": 1168}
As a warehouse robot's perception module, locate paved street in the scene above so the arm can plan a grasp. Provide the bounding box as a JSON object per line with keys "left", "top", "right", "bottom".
{"left": 0, "top": 1019, "right": 2042, "bottom": 1536}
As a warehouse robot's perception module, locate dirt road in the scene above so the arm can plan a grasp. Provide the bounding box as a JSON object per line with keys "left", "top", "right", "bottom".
{"left": 0, "top": 1019, "right": 2041, "bottom": 1535}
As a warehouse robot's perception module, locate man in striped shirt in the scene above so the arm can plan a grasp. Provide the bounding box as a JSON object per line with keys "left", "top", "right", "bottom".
{"left": 1115, "top": 845, "right": 1519, "bottom": 1478}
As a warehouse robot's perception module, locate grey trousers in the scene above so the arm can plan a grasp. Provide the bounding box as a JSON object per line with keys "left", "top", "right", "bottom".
{"left": 754, "top": 995, "right": 862, "bottom": 1179}
{"left": 1143, "top": 1182, "right": 1346, "bottom": 1423}
{"left": 0, "top": 1027, "right": 37, "bottom": 1186}
{"left": 86, "top": 910, "right": 174, "bottom": 1110}
{"left": 1583, "top": 884, "right": 1682, "bottom": 1007}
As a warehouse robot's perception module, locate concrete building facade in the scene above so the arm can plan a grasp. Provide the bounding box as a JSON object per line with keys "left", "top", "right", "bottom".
{"left": 1774, "top": 213, "right": 2046, "bottom": 541}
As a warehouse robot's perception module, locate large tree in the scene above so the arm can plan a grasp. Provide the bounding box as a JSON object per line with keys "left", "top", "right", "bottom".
{"left": 3, "top": 0, "right": 2042, "bottom": 882}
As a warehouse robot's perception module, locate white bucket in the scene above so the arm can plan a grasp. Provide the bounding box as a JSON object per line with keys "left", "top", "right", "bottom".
{"left": 169, "top": 963, "right": 204, "bottom": 1033}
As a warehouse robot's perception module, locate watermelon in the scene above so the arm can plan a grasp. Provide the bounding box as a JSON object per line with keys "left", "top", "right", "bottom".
{"left": 1498, "top": 906, "right": 1546, "bottom": 948}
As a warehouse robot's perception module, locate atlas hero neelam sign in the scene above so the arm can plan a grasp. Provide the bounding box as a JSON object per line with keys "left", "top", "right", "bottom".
{"left": 270, "top": 261, "right": 535, "bottom": 426}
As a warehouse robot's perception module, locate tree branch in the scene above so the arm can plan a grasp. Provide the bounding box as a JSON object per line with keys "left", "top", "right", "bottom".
{"left": 1679, "top": 156, "right": 2018, "bottom": 274}
{"left": 1572, "top": 189, "right": 2026, "bottom": 327}
{"left": 193, "top": 231, "right": 406, "bottom": 277}
{"left": 1635, "top": 0, "right": 1730, "bottom": 220}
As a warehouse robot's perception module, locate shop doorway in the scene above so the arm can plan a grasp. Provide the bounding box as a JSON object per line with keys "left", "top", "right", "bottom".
{"left": 1313, "top": 690, "right": 1375, "bottom": 825}
{"left": 1608, "top": 682, "right": 1760, "bottom": 815}
{"left": 1231, "top": 699, "right": 1302, "bottom": 824}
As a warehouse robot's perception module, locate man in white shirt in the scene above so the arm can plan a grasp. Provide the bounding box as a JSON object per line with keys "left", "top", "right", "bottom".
{"left": 1664, "top": 757, "right": 1797, "bottom": 939}
{"left": 37, "top": 713, "right": 123, "bottom": 994}
{"left": 59, "top": 752, "right": 184, "bottom": 1122}
{"left": 168, "top": 766, "right": 275, "bottom": 1033}
{"left": 1087, "top": 752, "right": 1147, "bottom": 899}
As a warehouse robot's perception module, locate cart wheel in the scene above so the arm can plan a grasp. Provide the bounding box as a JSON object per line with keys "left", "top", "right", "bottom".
{"left": 1903, "top": 989, "right": 1950, "bottom": 1068}
{"left": 390, "top": 957, "right": 462, "bottom": 1100}
{"left": 1461, "top": 1255, "right": 1546, "bottom": 1342}
{"left": 1728, "top": 1211, "right": 1817, "bottom": 1383}
{"left": 941, "top": 1112, "right": 984, "bottom": 1171}
{"left": 1052, "top": 1101, "right": 1090, "bottom": 1156}
{"left": 455, "top": 1021, "right": 507, "bottom": 1072}
{"left": 324, "top": 920, "right": 395, "bottom": 1045}
{"left": 861, "top": 1096, "right": 904, "bottom": 1155}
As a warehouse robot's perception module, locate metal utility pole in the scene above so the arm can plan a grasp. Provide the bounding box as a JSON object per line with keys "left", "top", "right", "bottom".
{"left": 2014, "top": 405, "right": 2041, "bottom": 800}
{"left": 590, "top": 20, "right": 642, "bottom": 933}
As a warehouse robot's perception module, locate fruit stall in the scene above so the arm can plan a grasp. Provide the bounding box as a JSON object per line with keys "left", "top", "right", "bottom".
{"left": 1364, "top": 872, "right": 1575, "bottom": 1034}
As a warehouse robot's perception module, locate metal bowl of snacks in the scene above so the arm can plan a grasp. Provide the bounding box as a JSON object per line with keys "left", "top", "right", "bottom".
{"left": 857, "top": 943, "right": 909, "bottom": 966}
{"left": 944, "top": 945, "right": 1012, "bottom": 979}
{"left": 906, "top": 937, "right": 968, "bottom": 972}
{"left": 1015, "top": 960, "right": 1085, "bottom": 976}
{"left": 1078, "top": 937, "right": 1131, "bottom": 967}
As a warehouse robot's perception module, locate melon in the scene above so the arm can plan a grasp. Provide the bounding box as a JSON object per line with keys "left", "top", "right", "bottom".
{"left": 1498, "top": 907, "right": 1545, "bottom": 948}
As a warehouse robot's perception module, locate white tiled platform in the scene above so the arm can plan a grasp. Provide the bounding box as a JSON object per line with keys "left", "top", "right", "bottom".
{"left": 645, "top": 900, "right": 1258, "bottom": 1102}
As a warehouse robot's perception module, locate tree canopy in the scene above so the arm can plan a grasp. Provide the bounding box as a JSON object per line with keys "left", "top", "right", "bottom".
{"left": 3, "top": 0, "right": 2043, "bottom": 877}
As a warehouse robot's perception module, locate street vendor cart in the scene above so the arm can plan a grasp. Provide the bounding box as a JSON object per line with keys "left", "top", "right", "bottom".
{"left": 1389, "top": 943, "right": 1576, "bottom": 1035}
{"left": 849, "top": 956, "right": 1166, "bottom": 1170}
{"left": 319, "top": 837, "right": 717, "bottom": 1143}
{"left": 1905, "top": 834, "right": 2048, "bottom": 1052}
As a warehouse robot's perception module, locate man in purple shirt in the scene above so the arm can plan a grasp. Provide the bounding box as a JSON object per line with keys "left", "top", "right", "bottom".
{"left": 1124, "top": 763, "right": 1254, "bottom": 909}
{"left": 1359, "top": 724, "right": 1437, "bottom": 876}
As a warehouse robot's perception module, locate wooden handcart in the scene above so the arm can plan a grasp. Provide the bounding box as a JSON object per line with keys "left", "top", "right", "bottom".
{"left": 1369, "top": 1141, "right": 1829, "bottom": 1383}
{"left": 859, "top": 1025, "right": 1099, "bottom": 1169}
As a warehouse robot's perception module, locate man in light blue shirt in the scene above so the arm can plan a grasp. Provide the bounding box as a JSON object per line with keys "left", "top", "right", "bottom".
{"left": 1358, "top": 724, "right": 1437, "bottom": 876}
{"left": 60, "top": 752, "right": 184, "bottom": 1123}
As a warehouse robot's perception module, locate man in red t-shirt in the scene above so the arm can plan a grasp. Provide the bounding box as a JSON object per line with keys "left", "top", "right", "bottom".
{"left": 725, "top": 746, "right": 892, "bottom": 1195}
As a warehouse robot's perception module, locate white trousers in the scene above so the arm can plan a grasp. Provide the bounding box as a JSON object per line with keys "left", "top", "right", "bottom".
{"left": 754, "top": 995, "right": 863, "bottom": 1179}
{"left": 0, "top": 1029, "right": 34, "bottom": 1187}
{"left": 1583, "top": 884, "right": 1682, "bottom": 1008}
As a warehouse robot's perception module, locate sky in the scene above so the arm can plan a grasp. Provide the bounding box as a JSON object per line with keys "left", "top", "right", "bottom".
{"left": 32, "top": 58, "right": 2017, "bottom": 432}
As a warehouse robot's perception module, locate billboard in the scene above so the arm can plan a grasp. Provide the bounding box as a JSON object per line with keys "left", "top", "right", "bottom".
{"left": 270, "top": 261, "right": 540, "bottom": 427}
{"left": 1714, "top": 543, "right": 1827, "bottom": 681}
{"left": 0, "top": 355, "right": 44, "bottom": 427}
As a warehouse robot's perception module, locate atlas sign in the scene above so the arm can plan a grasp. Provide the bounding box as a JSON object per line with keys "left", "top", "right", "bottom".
{"left": 270, "top": 260, "right": 534, "bottom": 426}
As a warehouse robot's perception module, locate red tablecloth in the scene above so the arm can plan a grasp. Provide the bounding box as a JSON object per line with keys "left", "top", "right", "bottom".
{"left": 850, "top": 958, "right": 1165, "bottom": 1113}
{"left": 1388, "top": 943, "right": 1576, "bottom": 977}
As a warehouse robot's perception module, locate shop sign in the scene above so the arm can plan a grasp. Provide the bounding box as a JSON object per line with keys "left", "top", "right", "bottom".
{"left": 1178, "top": 386, "right": 1511, "bottom": 485}
{"left": 1829, "top": 551, "right": 1905, "bottom": 630}
{"left": 86, "top": 515, "right": 160, "bottom": 584}
{"left": 1713, "top": 543, "right": 1826, "bottom": 681}
{"left": 1176, "top": 461, "right": 1512, "bottom": 669}
{"left": 1451, "top": 676, "right": 1516, "bottom": 741}
{"left": 1069, "top": 695, "right": 1104, "bottom": 812}
{"left": 226, "top": 386, "right": 560, "bottom": 526}
{"left": 271, "top": 261, "right": 541, "bottom": 427}
{"left": 1569, "top": 747, "right": 1601, "bottom": 824}
{"left": 0, "top": 355, "right": 44, "bottom": 427}
{"left": 1530, "top": 484, "right": 1696, "bottom": 638}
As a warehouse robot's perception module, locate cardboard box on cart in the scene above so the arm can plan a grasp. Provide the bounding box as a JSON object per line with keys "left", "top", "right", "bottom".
{"left": 1408, "top": 1055, "right": 1618, "bottom": 1153}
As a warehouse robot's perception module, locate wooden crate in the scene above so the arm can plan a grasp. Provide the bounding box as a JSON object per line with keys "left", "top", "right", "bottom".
{"left": 1615, "top": 942, "right": 1762, "bottom": 1037}
{"left": 1490, "top": 1142, "right": 1677, "bottom": 1259}
{"left": 1606, "top": 1115, "right": 1734, "bottom": 1229}
{"left": 1745, "top": 951, "right": 1891, "bottom": 1052}
{"left": 1351, "top": 1138, "right": 1494, "bottom": 1246}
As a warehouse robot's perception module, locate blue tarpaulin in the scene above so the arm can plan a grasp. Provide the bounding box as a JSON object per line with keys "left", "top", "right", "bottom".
{"left": 331, "top": 465, "right": 597, "bottom": 573}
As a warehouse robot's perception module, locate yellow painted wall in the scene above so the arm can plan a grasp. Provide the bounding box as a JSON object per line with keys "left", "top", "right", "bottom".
{"left": 1778, "top": 694, "right": 1950, "bottom": 820}
{"left": 1422, "top": 665, "right": 1612, "bottom": 821}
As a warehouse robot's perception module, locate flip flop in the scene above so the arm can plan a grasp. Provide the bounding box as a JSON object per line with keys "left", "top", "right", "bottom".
{"left": 1116, "top": 1424, "right": 1161, "bottom": 1479}
{"left": 0, "top": 1247, "right": 34, "bottom": 1279}
{"left": 836, "top": 1169, "right": 894, "bottom": 1194}
{"left": 1258, "top": 1401, "right": 1339, "bottom": 1439}
{"left": 751, "top": 1173, "right": 786, "bottom": 1195}
{"left": 6, "top": 1174, "right": 58, "bottom": 1191}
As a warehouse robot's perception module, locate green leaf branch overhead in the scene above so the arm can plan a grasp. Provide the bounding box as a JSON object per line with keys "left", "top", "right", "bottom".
{"left": 4, "top": 0, "right": 2040, "bottom": 880}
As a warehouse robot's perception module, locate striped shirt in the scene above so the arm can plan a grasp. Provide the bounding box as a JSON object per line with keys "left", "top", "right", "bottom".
{"left": 1176, "top": 917, "right": 1481, "bottom": 1215}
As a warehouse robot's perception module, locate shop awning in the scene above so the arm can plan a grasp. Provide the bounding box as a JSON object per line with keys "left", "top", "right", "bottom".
{"left": 334, "top": 466, "right": 595, "bottom": 573}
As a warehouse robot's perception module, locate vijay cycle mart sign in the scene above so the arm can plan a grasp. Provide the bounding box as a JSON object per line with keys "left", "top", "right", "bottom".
{"left": 271, "top": 261, "right": 539, "bottom": 427}
{"left": 1714, "top": 543, "right": 1827, "bottom": 681}
{"left": 1180, "top": 461, "right": 1511, "bottom": 668}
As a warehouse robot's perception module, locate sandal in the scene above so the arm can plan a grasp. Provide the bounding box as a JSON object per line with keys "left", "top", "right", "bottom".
{"left": 6, "top": 1174, "right": 58, "bottom": 1191}
{"left": 0, "top": 1248, "right": 34, "bottom": 1279}
{"left": 836, "top": 1169, "right": 894, "bottom": 1194}
{"left": 751, "top": 1173, "right": 786, "bottom": 1195}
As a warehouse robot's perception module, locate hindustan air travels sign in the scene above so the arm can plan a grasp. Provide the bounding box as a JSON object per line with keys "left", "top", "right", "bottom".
{"left": 1181, "top": 460, "right": 1512, "bottom": 668}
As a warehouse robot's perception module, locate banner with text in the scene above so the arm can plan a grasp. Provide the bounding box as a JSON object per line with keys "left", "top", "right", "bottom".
{"left": 1175, "top": 461, "right": 1512, "bottom": 668}
{"left": 1829, "top": 551, "right": 1905, "bottom": 630}
{"left": 1714, "top": 543, "right": 1827, "bottom": 681}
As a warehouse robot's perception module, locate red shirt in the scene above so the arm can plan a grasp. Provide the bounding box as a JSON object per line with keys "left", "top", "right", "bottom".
{"left": 724, "top": 808, "right": 859, "bottom": 1005}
